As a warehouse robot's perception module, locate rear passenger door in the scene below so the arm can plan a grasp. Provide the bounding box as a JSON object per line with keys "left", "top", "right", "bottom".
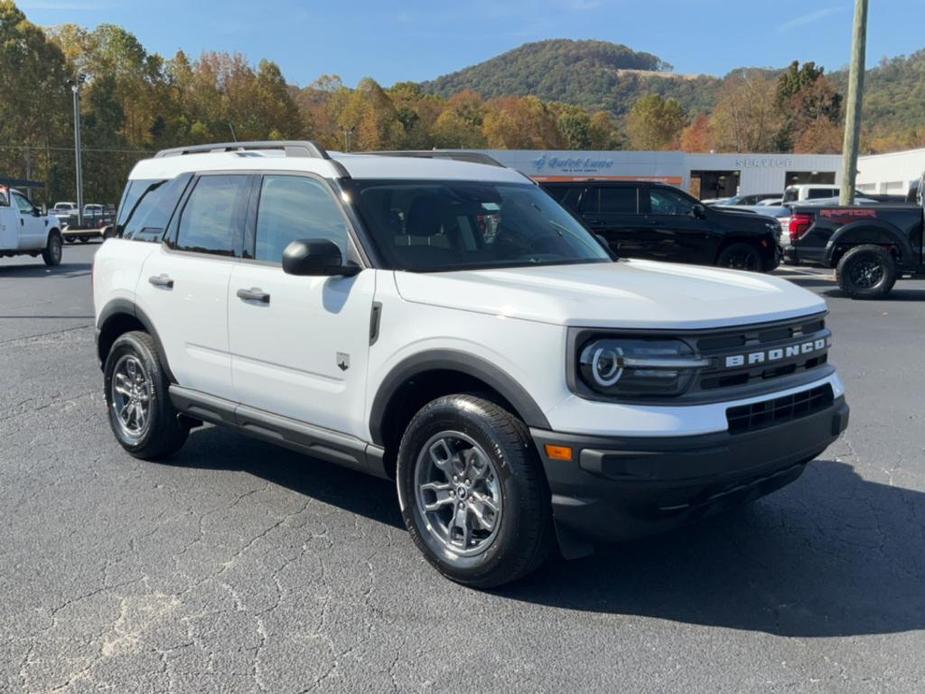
{"left": 227, "top": 173, "right": 375, "bottom": 437}
{"left": 136, "top": 173, "right": 252, "bottom": 401}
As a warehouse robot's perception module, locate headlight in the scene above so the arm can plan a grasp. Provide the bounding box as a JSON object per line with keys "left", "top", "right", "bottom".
{"left": 578, "top": 338, "right": 710, "bottom": 398}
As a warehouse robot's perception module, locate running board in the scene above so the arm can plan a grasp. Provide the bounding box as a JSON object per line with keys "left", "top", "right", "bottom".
{"left": 169, "top": 385, "right": 388, "bottom": 479}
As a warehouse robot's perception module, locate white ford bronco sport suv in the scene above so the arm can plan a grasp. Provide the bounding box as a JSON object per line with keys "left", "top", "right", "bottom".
{"left": 93, "top": 141, "right": 849, "bottom": 587}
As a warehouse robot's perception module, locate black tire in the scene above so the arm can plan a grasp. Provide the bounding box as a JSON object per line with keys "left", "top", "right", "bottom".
{"left": 716, "top": 242, "right": 764, "bottom": 272}
{"left": 835, "top": 244, "right": 897, "bottom": 299}
{"left": 103, "top": 331, "right": 188, "bottom": 460}
{"left": 42, "top": 231, "right": 62, "bottom": 267}
{"left": 396, "top": 394, "right": 553, "bottom": 588}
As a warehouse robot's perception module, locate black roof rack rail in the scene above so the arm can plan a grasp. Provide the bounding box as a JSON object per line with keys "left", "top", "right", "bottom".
{"left": 358, "top": 150, "right": 506, "bottom": 168}
{"left": 152, "top": 140, "right": 350, "bottom": 178}
{"left": 154, "top": 140, "right": 332, "bottom": 160}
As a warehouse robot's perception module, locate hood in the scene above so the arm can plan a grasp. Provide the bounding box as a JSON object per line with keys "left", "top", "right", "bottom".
{"left": 393, "top": 260, "right": 826, "bottom": 330}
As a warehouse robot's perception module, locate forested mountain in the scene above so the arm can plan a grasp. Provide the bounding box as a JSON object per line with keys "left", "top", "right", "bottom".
{"left": 830, "top": 50, "right": 925, "bottom": 150}
{"left": 422, "top": 39, "right": 722, "bottom": 117}
{"left": 423, "top": 38, "right": 925, "bottom": 144}
{"left": 2, "top": 0, "right": 924, "bottom": 206}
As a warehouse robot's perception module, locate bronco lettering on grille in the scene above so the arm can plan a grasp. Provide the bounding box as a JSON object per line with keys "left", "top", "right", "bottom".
{"left": 724, "top": 338, "right": 827, "bottom": 369}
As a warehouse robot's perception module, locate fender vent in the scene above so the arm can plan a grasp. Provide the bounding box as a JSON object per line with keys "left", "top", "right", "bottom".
{"left": 726, "top": 384, "right": 834, "bottom": 434}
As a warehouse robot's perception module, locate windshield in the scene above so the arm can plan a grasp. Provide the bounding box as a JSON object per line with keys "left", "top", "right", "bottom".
{"left": 348, "top": 180, "right": 610, "bottom": 272}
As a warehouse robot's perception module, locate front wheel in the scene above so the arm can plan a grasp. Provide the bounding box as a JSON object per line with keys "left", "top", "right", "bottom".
{"left": 42, "top": 231, "right": 62, "bottom": 266}
{"left": 716, "top": 242, "right": 763, "bottom": 272}
{"left": 835, "top": 244, "right": 897, "bottom": 299}
{"left": 396, "top": 394, "right": 553, "bottom": 588}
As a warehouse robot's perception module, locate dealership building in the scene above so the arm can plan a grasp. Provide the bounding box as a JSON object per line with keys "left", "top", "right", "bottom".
{"left": 857, "top": 147, "right": 925, "bottom": 197}
{"left": 481, "top": 150, "right": 845, "bottom": 199}
{"left": 479, "top": 148, "right": 925, "bottom": 200}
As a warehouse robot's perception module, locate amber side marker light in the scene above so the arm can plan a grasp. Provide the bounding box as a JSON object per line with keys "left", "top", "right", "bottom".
{"left": 544, "top": 444, "right": 574, "bottom": 462}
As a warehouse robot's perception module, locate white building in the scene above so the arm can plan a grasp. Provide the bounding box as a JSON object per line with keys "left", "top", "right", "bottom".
{"left": 857, "top": 147, "right": 925, "bottom": 197}
{"left": 479, "top": 150, "right": 843, "bottom": 199}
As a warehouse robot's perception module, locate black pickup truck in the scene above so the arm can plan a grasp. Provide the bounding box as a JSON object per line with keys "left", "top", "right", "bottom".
{"left": 785, "top": 179, "right": 924, "bottom": 298}
{"left": 542, "top": 180, "right": 782, "bottom": 272}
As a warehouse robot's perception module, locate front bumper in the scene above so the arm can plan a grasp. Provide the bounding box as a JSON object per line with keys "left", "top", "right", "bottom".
{"left": 532, "top": 396, "right": 848, "bottom": 544}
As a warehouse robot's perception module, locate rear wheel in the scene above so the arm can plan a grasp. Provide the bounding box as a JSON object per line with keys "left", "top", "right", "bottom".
{"left": 835, "top": 244, "right": 897, "bottom": 299}
{"left": 42, "top": 231, "right": 62, "bottom": 266}
{"left": 104, "top": 331, "right": 188, "bottom": 459}
{"left": 716, "top": 242, "right": 763, "bottom": 271}
{"left": 396, "top": 394, "right": 553, "bottom": 588}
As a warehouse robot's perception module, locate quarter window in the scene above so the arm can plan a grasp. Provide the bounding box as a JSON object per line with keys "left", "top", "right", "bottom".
{"left": 254, "top": 175, "right": 349, "bottom": 263}
{"left": 119, "top": 175, "right": 191, "bottom": 242}
{"left": 175, "top": 175, "right": 250, "bottom": 256}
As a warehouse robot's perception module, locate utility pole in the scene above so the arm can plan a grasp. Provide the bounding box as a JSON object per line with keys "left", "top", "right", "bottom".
{"left": 343, "top": 127, "right": 354, "bottom": 152}
{"left": 839, "top": 0, "right": 869, "bottom": 206}
{"left": 66, "top": 74, "right": 86, "bottom": 227}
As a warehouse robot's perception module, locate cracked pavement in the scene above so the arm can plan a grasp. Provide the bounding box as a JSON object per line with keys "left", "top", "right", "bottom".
{"left": 1, "top": 246, "right": 924, "bottom": 693}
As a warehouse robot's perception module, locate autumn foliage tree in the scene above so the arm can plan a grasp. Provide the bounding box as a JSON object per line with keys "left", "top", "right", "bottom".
{"left": 679, "top": 114, "right": 714, "bottom": 152}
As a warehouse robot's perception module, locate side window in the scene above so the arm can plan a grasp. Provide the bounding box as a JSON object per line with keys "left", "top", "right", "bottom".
{"left": 254, "top": 175, "right": 349, "bottom": 263}
{"left": 579, "top": 188, "right": 599, "bottom": 214}
{"left": 0, "top": 188, "right": 8, "bottom": 207}
{"left": 599, "top": 187, "right": 638, "bottom": 214}
{"left": 12, "top": 192, "right": 33, "bottom": 214}
{"left": 648, "top": 188, "right": 696, "bottom": 216}
{"left": 120, "top": 175, "right": 191, "bottom": 242}
{"left": 175, "top": 175, "right": 250, "bottom": 256}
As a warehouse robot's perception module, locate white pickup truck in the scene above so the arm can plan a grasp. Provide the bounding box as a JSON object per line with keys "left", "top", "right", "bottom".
{"left": 0, "top": 186, "right": 63, "bottom": 265}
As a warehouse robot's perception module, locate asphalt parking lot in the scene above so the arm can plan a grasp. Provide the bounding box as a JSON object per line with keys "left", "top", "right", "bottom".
{"left": 1, "top": 243, "right": 923, "bottom": 693}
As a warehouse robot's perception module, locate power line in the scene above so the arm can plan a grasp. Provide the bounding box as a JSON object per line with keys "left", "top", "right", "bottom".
{"left": 0, "top": 144, "right": 155, "bottom": 155}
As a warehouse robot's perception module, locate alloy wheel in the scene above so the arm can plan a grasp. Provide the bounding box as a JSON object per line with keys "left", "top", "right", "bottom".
{"left": 111, "top": 354, "right": 152, "bottom": 440}
{"left": 413, "top": 431, "right": 503, "bottom": 557}
{"left": 848, "top": 257, "right": 884, "bottom": 289}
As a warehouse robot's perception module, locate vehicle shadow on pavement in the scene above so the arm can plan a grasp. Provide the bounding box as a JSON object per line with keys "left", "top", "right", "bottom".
{"left": 166, "top": 431, "right": 924, "bottom": 637}
{"left": 502, "top": 459, "right": 925, "bottom": 638}
{"left": 168, "top": 425, "right": 405, "bottom": 529}
{"left": 0, "top": 262, "right": 91, "bottom": 278}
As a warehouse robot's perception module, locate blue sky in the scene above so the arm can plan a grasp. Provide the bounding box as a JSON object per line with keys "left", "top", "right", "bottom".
{"left": 18, "top": 0, "right": 924, "bottom": 87}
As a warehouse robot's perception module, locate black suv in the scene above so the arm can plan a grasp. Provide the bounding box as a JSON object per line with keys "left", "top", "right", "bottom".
{"left": 543, "top": 181, "right": 782, "bottom": 272}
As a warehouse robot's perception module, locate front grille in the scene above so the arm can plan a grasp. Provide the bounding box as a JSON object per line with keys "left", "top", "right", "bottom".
{"left": 726, "top": 384, "right": 834, "bottom": 434}
{"left": 692, "top": 315, "right": 830, "bottom": 392}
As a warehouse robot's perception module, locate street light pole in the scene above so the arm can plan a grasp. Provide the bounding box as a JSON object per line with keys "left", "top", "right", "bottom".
{"left": 839, "top": 0, "right": 869, "bottom": 206}
{"left": 67, "top": 74, "right": 86, "bottom": 227}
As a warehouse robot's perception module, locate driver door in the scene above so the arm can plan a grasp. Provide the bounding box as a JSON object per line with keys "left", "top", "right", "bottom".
{"left": 228, "top": 173, "right": 375, "bottom": 438}
{"left": 11, "top": 191, "right": 46, "bottom": 249}
{"left": 642, "top": 186, "right": 712, "bottom": 263}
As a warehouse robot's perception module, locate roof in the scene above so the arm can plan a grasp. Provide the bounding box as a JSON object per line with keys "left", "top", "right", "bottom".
{"left": 0, "top": 177, "right": 44, "bottom": 188}
{"left": 129, "top": 148, "right": 530, "bottom": 185}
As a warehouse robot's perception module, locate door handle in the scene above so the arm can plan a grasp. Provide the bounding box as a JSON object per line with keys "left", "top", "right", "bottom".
{"left": 148, "top": 274, "right": 174, "bottom": 289}
{"left": 236, "top": 287, "right": 271, "bottom": 304}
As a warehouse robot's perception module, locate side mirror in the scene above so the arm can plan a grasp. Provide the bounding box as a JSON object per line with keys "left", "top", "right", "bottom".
{"left": 282, "top": 239, "right": 359, "bottom": 277}
{"left": 692, "top": 203, "right": 707, "bottom": 219}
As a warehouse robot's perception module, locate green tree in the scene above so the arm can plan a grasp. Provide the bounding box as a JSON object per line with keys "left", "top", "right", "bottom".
{"left": 0, "top": 1, "right": 72, "bottom": 203}
{"left": 625, "top": 95, "right": 686, "bottom": 150}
